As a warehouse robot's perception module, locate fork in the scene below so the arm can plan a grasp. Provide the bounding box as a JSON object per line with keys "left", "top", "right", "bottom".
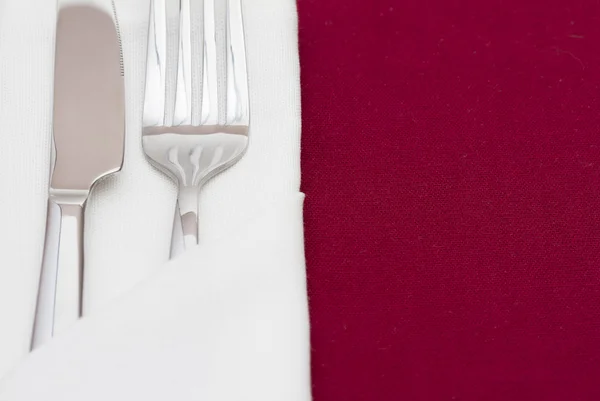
{"left": 142, "top": 0, "right": 249, "bottom": 250}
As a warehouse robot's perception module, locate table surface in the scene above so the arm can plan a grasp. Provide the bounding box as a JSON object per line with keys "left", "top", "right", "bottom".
{"left": 299, "top": 0, "right": 600, "bottom": 400}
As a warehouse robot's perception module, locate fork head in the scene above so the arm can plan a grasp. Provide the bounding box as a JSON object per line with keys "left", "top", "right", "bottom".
{"left": 142, "top": 0, "right": 249, "bottom": 189}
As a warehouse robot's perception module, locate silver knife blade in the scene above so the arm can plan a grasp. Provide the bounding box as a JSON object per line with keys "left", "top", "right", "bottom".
{"left": 51, "top": 3, "right": 125, "bottom": 192}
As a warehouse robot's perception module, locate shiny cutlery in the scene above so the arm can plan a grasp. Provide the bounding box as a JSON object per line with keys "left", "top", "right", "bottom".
{"left": 142, "top": 0, "right": 249, "bottom": 252}
{"left": 31, "top": 2, "right": 125, "bottom": 349}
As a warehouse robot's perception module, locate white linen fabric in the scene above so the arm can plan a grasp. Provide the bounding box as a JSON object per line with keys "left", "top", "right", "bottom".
{"left": 0, "top": 0, "right": 310, "bottom": 399}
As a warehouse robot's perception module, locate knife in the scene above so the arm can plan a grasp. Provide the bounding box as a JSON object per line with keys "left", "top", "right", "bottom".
{"left": 31, "top": 2, "right": 125, "bottom": 349}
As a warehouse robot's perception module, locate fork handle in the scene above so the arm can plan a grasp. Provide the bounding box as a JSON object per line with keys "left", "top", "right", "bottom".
{"left": 31, "top": 198, "right": 84, "bottom": 349}
{"left": 177, "top": 185, "right": 200, "bottom": 249}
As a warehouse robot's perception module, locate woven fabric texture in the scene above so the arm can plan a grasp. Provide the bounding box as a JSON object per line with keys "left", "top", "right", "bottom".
{"left": 299, "top": 0, "right": 600, "bottom": 400}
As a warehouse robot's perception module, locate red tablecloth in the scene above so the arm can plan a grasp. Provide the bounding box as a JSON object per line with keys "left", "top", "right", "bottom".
{"left": 299, "top": 0, "right": 600, "bottom": 399}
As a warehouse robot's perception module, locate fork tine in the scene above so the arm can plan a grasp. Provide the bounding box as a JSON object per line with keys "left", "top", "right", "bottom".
{"left": 143, "top": 0, "right": 167, "bottom": 127}
{"left": 143, "top": 0, "right": 181, "bottom": 127}
{"left": 173, "top": 0, "right": 191, "bottom": 126}
{"left": 174, "top": 0, "right": 203, "bottom": 126}
{"left": 189, "top": 0, "right": 203, "bottom": 125}
{"left": 201, "top": 0, "right": 219, "bottom": 126}
{"left": 225, "top": 0, "right": 249, "bottom": 127}
{"left": 162, "top": 0, "right": 181, "bottom": 127}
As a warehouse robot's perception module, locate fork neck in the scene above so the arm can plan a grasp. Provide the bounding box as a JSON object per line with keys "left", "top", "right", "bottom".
{"left": 177, "top": 185, "right": 200, "bottom": 248}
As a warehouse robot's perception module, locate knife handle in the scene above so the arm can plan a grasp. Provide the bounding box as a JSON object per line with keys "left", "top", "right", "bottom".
{"left": 31, "top": 199, "right": 84, "bottom": 350}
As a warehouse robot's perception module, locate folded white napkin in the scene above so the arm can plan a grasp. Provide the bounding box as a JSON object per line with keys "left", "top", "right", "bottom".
{"left": 0, "top": 0, "right": 310, "bottom": 399}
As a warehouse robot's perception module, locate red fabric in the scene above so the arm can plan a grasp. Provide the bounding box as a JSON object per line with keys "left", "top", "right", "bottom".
{"left": 298, "top": 0, "right": 600, "bottom": 400}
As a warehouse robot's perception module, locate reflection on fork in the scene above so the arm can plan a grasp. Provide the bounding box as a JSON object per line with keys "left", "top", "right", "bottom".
{"left": 142, "top": 0, "right": 249, "bottom": 251}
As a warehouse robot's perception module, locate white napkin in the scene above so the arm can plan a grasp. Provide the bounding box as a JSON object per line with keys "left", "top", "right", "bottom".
{"left": 0, "top": 0, "right": 310, "bottom": 399}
